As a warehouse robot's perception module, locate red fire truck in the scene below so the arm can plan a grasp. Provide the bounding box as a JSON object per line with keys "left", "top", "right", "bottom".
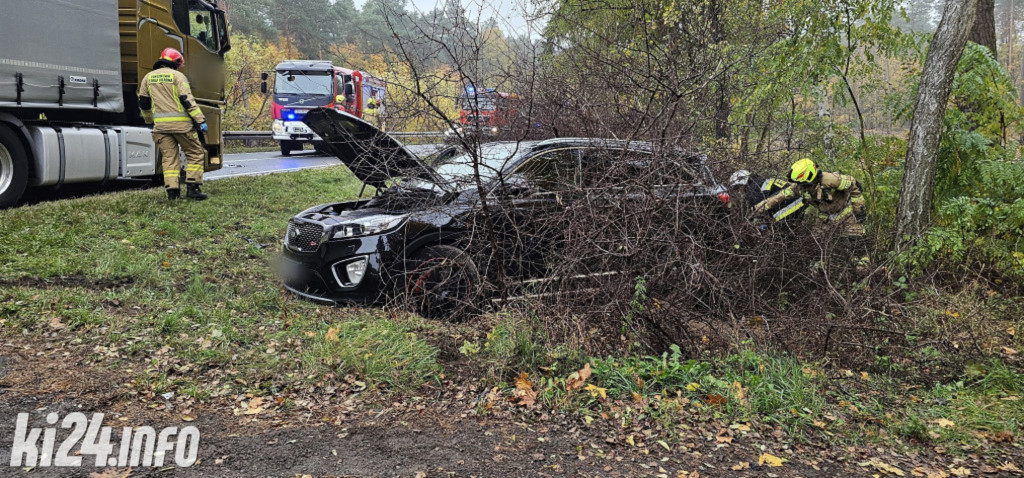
{"left": 266, "top": 60, "right": 385, "bottom": 156}
{"left": 445, "top": 86, "right": 518, "bottom": 141}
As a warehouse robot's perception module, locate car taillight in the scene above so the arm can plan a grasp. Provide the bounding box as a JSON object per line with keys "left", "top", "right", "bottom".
{"left": 717, "top": 192, "right": 731, "bottom": 204}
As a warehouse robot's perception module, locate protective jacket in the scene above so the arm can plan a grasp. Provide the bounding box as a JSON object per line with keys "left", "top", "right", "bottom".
{"left": 755, "top": 172, "right": 865, "bottom": 224}
{"left": 137, "top": 67, "right": 205, "bottom": 133}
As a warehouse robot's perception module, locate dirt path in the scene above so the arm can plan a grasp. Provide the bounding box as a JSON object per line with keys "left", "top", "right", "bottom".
{"left": 0, "top": 342, "right": 873, "bottom": 477}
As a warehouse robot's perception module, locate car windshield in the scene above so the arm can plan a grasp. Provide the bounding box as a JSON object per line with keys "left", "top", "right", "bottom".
{"left": 275, "top": 71, "right": 333, "bottom": 96}
{"left": 404, "top": 143, "right": 524, "bottom": 191}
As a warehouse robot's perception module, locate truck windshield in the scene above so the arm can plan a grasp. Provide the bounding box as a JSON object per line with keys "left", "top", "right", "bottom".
{"left": 460, "top": 93, "right": 498, "bottom": 112}
{"left": 275, "top": 71, "right": 333, "bottom": 96}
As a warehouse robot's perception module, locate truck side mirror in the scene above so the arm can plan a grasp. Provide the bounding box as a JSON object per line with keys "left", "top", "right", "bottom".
{"left": 260, "top": 81, "right": 267, "bottom": 94}
{"left": 261, "top": 72, "right": 268, "bottom": 81}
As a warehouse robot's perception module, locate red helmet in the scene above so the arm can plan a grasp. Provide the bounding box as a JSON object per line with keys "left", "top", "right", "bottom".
{"left": 159, "top": 48, "right": 184, "bottom": 67}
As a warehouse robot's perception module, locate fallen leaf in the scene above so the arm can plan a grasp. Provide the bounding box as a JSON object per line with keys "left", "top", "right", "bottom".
{"left": 930, "top": 418, "right": 955, "bottom": 429}
{"left": 89, "top": 469, "right": 132, "bottom": 478}
{"left": 704, "top": 394, "right": 726, "bottom": 406}
{"left": 686, "top": 382, "right": 700, "bottom": 392}
{"left": 1002, "top": 347, "right": 1018, "bottom": 356}
{"left": 585, "top": 384, "right": 607, "bottom": 400}
{"left": 324, "top": 327, "right": 339, "bottom": 342}
{"left": 948, "top": 466, "right": 970, "bottom": 477}
{"left": 245, "top": 397, "right": 265, "bottom": 415}
{"left": 862, "top": 459, "right": 905, "bottom": 476}
{"left": 730, "top": 423, "right": 751, "bottom": 432}
{"left": 758, "top": 453, "right": 785, "bottom": 467}
{"left": 566, "top": 363, "right": 593, "bottom": 392}
{"left": 515, "top": 372, "right": 533, "bottom": 390}
{"left": 997, "top": 462, "right": 1021, "bottom": 473}
{"left": 730, "top": 381, "right": 747, "bottom": 402}
{"left": 731, "top": 462, "right": 750, "bottom": 471}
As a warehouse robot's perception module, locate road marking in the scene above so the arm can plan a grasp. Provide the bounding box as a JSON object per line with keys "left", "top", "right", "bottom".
{"left": 207, "top": 164, "right": 338, "bottom": 180}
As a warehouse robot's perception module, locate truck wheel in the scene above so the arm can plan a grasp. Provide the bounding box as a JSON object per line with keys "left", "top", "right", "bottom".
{"left": 280, "top": 141, "right": 293, "bottom": 157}
{"left": 402, "top": 245, "right": 481, "bottom": 321}
{"left": 0, "top": 125, "right": 29, "bottom": 208}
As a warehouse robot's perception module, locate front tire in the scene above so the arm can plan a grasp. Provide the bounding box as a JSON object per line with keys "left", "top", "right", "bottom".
{"left": 0, "top": 125, "right": 29, "bottom": 208}
{"left": 402, "top": 245, "right": 481, "bottom": 321}
{"left": 280, "top": 141, "right": 294, "bottom": 156}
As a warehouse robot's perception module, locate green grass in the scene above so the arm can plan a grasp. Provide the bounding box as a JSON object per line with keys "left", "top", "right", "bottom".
{"left": 1, "top": 165, "right": 1020, "bottom": 453}
{"left": 0, "top": 165, "right": 443, "bottom": 396}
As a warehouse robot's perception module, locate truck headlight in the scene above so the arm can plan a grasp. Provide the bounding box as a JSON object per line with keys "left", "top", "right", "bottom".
{"left": 490, "top": 127, "right": 499, "bottom": 134}
{"left": 272, "top": 120, "right": 285, "bottom": 134}
{"left": 331, "top": 214, "right": 406, "bottom": 239}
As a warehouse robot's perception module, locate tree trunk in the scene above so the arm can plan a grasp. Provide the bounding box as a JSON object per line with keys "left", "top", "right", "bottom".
{"left": 968, "top": 0, "right": 997, "bottom": 56}
{"left": 895, "top": 0, "right": 979, "bottom": 245}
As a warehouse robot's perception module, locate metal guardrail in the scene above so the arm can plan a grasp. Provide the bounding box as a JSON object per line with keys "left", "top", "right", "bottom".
{"left": 223, "top": 130, "right": 444, "bottom": 140}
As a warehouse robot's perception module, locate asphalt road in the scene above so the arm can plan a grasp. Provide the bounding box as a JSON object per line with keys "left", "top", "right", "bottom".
{"left": 207, "top": 144, "right": 445, "bottom": 180}
{"left": 16, "top": 144, "right": 445, "bottom": 205}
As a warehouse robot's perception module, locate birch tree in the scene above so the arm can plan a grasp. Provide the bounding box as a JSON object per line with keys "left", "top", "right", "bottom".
{"left": 894, "top": 0, "right": 979, "bottom": 244}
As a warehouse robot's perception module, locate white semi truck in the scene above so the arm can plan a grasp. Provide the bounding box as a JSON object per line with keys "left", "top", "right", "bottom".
{"left": 0, "top": 0, "right": 230, "bottom": 207}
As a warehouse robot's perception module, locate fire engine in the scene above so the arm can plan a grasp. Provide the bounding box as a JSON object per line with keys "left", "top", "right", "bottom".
{"left": 265, "top": 61, "right": 385, "bottom": 156}
{"left": 445, "top": 86, "right": 518, "bottom": 141}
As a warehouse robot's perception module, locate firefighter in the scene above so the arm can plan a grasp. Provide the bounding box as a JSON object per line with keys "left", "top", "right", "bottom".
{"left": 753, "top": 158, "right": 865, "bottom": 236}
{"left": 138, "top": 48, "right": 209, "bottom": 201}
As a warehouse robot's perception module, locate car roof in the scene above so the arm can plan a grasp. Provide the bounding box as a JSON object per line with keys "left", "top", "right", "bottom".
{"left": 524, "top": 138, "right": 703, "bottom": 161}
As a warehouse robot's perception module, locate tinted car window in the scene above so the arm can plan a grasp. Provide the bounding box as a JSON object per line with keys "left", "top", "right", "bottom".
{"left": 515, "top": 149, "right": 580, "bottom": 192}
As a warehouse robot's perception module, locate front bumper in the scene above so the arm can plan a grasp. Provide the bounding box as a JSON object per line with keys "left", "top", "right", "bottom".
{"left": 272, "top": 120, "right": 322, "bottom": 142}
{"left": 279, "top": 235, "right": 390, "bottom": 305}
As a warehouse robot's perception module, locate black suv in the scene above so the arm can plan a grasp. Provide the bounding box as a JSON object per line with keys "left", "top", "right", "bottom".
{"left": 279, "top": 108, "right": 731, "bottom": 317}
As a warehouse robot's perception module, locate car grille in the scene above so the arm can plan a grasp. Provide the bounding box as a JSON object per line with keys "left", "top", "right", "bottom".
{"left": 286, "top": 220, "right": 324, "bottom": 252}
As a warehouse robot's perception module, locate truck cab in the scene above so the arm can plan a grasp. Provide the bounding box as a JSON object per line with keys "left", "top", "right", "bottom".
{"left": 0, "top": 0, "right": 230, "bottom": 207}
{"left": 269, "top": 62, "right": 386, "bottom": 156}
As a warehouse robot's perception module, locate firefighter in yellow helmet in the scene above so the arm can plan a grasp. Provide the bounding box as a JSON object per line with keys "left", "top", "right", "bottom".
{"left": 137, "top": 48, "right": 208, "bottom": 200}
{"left": 753, "top": 158, "right": 866, "bottom": 235}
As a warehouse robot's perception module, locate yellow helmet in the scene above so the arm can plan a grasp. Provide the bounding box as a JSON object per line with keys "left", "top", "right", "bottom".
{"left": 790, "top": 158, "right": 817, "bottom": 183}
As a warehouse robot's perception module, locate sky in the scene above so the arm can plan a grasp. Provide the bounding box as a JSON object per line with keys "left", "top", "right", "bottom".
{"left": 352, "top": 0, "right": 547, "bottom": 37}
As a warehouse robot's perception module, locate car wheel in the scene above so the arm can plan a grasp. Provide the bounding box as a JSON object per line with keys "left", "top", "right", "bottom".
{"left": 403, "top": 245, "right": 481, "bottom": 321}
{"left": 280, "top": 141, "right": 293, "bottom": 156}
{"left": 0, "top": 125, "right": 29, "bottom": 208}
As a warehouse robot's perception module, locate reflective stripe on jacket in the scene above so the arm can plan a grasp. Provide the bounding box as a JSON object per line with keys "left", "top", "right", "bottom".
{"left": 137, "top": 67, "right": 206, "bottom": 134}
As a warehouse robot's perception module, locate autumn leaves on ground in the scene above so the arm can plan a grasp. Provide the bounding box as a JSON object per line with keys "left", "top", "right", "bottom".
{"left": 0, "top": 168, "right": 1022, "bottom": 477}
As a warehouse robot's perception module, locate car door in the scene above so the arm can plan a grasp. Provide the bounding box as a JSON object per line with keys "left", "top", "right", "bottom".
{"left": 490, "top": 147, "right": 581, "bottom": 280}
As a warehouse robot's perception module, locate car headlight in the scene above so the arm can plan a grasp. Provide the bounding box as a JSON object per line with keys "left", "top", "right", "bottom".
{"left": 345, "top": 257, "right": 368, "bottom": 285}
{"left": 331, "top": 214, "right": 406, "bottom": 239}
{"left": 272, "top": 120, "right": 285, "bottom": 134}
{"left": 490, "top": 126, "right": 499, "bottom": 134}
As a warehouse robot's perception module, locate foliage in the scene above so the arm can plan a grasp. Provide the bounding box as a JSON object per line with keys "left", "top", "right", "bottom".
{"left": 891, "top": 42, "right": 1024, "bottom": 280}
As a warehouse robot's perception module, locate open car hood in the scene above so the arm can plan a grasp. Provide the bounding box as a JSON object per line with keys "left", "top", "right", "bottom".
{"left": 302, "top": 108, "right": 443, "bottom": 189}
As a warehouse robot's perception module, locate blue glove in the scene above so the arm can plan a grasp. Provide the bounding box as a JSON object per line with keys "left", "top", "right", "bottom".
{"left": 199, "top": 123, "right": 208, "bottom": 132}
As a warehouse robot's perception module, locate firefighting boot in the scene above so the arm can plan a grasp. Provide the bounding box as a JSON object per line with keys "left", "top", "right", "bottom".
{"left": 186, "top": 183, "right": 208, "bottom": 201}
{"left": 166, "top": 188, "right": 181, "bottom": 200}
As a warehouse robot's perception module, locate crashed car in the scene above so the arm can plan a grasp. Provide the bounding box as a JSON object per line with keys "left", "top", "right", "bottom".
{"left": 279, "top": 108, "right": 732, "bottom": 318}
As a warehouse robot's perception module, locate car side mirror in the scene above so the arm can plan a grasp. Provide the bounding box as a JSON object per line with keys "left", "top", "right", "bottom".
{"left": 496, "top": 175, "right": 534, "bottom": 197}
{"left": 729, "top": 169, "right": 751, "bottom": 188}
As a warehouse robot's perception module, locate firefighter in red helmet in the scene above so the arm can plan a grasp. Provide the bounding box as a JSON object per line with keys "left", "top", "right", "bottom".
{"left": 137, "top": 48, "right": 209, "bottom": 200}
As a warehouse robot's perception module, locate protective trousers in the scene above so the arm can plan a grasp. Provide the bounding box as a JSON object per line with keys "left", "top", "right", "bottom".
{"left": 155, "top": 131, "right": 205, "bottom": 189}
